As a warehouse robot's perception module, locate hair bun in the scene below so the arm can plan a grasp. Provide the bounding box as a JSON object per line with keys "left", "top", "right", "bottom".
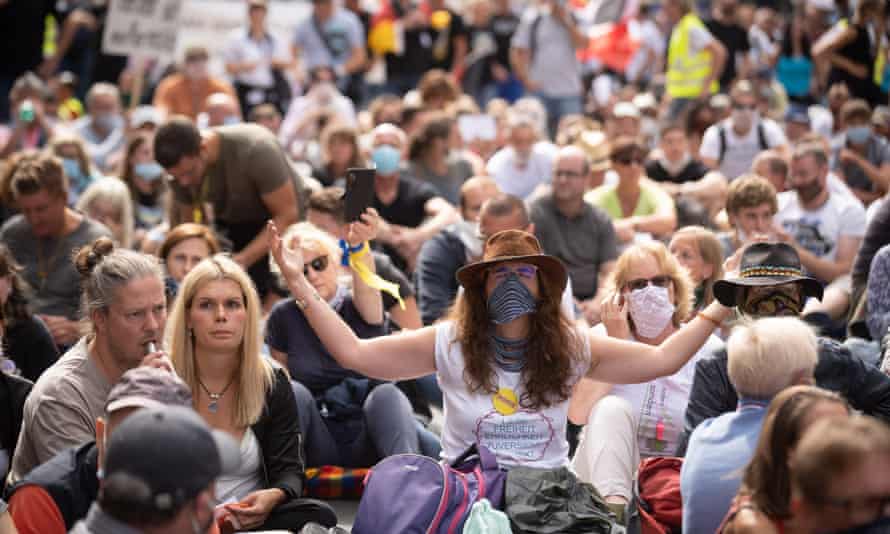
{"left": 74, "top": 237, "right": 115, "bottom": 277}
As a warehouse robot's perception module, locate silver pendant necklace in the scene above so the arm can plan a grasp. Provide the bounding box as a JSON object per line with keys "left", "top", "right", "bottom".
{"left": 197, "top": 375, "right": 236, "bottom": 413}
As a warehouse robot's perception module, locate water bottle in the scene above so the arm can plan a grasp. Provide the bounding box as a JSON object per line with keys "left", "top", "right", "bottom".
{"left": 18, "top": 99, "right": 35, "bottom": 124}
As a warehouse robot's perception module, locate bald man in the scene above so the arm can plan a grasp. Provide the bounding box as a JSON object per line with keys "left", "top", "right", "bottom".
{"left": 529, "top": 146, "right": 618, "bottom": 325}
{"left": 459, "top": 176, "right": 500, "bottom": 222}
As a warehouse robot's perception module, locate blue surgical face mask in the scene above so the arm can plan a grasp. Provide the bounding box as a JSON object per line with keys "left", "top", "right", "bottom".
{"left": 94, "top": 112, "right": 120, "bottom": 132}
{"left": 487, "top": 272, "right": 537, "bottom": 325}
{"left": 134, "top": 162, "right": 164, "bottom": 182}
{"left": 62, "top": 157, "right": 84, "bottom": 183}
{"left": 371, "top": 144, "right": 402, "bottom": 175}
{"left": 847, "top": 125, "right": 872, "bottom": 145}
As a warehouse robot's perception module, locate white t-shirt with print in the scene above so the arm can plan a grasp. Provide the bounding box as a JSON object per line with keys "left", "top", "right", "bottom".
{"left": 699, "top": 118, "right": 787, "bottom": 180}
{"left": 434, "top": 320, "right": 591, "bottom": 469}
{"left": 775, "top": 190, "right": 867, "bottom": 266}
{"left": 486, "top": 142, "right": 557, "bottom": 200}
{"left": 590, "top": 324, "right": 723, "bottom": 457}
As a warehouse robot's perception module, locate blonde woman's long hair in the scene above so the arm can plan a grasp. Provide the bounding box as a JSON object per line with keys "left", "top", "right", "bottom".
{"left": 166, "top": 254, "right": 274, "bottom": 427}
{"left": 606, "top": 241, "right": 695, "bottom": 327}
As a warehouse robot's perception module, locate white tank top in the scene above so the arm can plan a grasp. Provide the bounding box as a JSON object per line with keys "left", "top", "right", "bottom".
{"left": 215, "top": 428, "right": 263, "bottom": 503}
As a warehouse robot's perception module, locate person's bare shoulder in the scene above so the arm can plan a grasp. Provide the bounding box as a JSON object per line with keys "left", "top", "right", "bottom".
{"left": 724, "top": 507, "right": 781, "bottom": 534}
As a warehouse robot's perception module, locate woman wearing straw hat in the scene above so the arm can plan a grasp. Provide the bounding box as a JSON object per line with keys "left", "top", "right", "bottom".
{"left": 268, "top": 223, "right": 731, "bottom": 469}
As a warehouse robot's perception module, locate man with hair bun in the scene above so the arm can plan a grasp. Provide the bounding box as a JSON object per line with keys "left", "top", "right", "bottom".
{"left": 0, "top": 153, "right": 111, "bottom": 347}
{"left": 8, "top": 238, "right": 169, "bottom": 485}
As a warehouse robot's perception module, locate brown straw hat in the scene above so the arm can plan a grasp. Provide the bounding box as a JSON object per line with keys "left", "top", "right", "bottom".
{"left": 456, "top": 230, "right": 567, "bottom": 292}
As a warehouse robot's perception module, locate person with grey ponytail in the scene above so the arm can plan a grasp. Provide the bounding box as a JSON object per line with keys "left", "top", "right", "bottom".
{"left": 7, "top": 237, "right": 169, "bottom": 485}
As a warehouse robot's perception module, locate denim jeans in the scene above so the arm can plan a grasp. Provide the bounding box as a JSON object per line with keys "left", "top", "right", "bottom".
{"left": 292, "top": 380, "right": 441, "bottom": 467}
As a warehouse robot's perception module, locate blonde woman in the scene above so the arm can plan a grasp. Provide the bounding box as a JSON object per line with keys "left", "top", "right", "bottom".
{"left": 166, "top": 255, "right": 337, "bottom": 531}
{"left": 568, "top": 242, "right": 724, "bottom": 517}
{"left": 75, "top": 177, "right": 134, "bottom": 249}
{"left": 669, "top": 225, "right": 725, "bottom": 311}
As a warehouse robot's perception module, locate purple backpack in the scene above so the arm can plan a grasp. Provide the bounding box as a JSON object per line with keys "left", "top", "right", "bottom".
{"left": 353, "top": 444, "right": 506, "bottom": 534}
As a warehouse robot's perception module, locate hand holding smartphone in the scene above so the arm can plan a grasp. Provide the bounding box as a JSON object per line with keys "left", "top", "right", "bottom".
{"left": 344, "top": 168, "right": 377, "bottom": 223}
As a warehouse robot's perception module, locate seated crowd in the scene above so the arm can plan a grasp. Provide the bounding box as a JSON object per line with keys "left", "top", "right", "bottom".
{"left": 1, "top": 0, "right": 890, "bottom": 532}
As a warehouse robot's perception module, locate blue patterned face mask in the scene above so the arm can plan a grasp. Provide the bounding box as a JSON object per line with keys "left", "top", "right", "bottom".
{"left": 487, "top": 271, "right": 537, "bottom": 325}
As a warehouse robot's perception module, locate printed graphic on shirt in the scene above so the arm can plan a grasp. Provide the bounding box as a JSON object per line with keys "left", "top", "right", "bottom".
{"left": 637, "top": 382, "right": 677, "bottom": 457}
{"left": 474, "top": 410, "right": 556, "bottom": 464}
{"left": 782, "top": 216, "right": 834, "bottom": 258}
{"left": 492, "top": 387, "right": 519, "bottom": 416}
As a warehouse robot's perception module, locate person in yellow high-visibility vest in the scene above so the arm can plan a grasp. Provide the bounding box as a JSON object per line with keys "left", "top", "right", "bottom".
{"left": 663, "top": 0, "right": 727, "bottom": 120}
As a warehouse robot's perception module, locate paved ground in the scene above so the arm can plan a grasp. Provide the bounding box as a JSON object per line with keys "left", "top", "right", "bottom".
{"left": 332, "top": 500, "right": 359, "bottom": 530}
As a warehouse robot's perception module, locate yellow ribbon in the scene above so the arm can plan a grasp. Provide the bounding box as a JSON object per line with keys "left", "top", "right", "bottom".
{"left": 349, "top": 242, "right": 405, "bottom": 310}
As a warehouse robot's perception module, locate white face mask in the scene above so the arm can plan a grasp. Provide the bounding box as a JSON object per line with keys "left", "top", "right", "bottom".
{"left": 628, "top": 285, "right": 675, "bottom": 339}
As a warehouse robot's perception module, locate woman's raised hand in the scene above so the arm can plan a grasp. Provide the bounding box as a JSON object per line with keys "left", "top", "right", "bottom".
{"left": 268, "top": 220, "right": 305, "bottom": 286}
{"left": 347, "top": 207, "right": 382, "bottom": 247}
{"left": 601, "top": 292, "right": 632, "bottom": 340}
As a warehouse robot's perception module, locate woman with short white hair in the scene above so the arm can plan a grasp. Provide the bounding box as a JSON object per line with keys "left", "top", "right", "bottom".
{"left": 266, "top": 214, "right": 439, "bottom": 469}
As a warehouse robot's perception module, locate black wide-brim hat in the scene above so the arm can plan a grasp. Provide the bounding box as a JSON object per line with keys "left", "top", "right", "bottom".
{"left": 456, "top": 230, "right": 568, "bottom": 293}
{"left": 713, "top": 242, "right": 824, "bottom": 307}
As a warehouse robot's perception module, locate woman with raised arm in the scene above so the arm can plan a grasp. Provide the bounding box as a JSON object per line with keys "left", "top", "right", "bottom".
{"left": 269, "top": 224, "right": 731, "bottom": 468}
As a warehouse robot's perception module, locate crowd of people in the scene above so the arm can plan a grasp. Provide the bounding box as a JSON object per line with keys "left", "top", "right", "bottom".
{"left": 1, "top": 0, "right": 890, "bottom": 532}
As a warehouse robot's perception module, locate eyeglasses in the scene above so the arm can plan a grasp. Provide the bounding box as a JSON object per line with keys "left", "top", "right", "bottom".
{"left": 625, "top": 275, "right": 672, "bottom": 291}
{"left": 614, "top": 155, "right": 644, "bottom": 166}
{"left": 303, "top": 255, "right": 329, "bottom": 276}
{"left": 554, "top": 169, "right": 584, "bottom": 179}
{"left": 733, "top": 103, "right": 757, "bottom": 111}
{"left": 490, "top": 265, "right": 538, "bottom": 283}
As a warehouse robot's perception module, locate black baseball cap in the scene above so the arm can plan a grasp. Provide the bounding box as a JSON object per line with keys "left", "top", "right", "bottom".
{"left": 100, "top": 406, "right": 239, "bottom": 515}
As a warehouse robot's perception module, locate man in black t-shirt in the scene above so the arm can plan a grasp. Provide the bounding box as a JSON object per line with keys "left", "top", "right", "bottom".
{"left": 646, "top": 123, "right": 711, "bottom": 185}
{"left": 428, "top": 0, "right": 469, "bottom": 75}
{"left": 383, "top": 0, "right": 468, "bottom": 95}
{"left": 646, "top": 122, "right": 728, "bottom": 218}
{"left": 705, "top": 0, "right": 751, "bottom": 90}
{"left": 367, "top": 123, "right": 458, "bottom": 272}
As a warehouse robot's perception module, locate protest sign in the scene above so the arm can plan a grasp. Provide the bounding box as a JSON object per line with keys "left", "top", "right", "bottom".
{"left": 102, "top": 0, "right": 183, "bottom": 60}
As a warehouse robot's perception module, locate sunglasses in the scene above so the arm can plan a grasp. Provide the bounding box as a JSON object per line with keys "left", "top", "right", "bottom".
{"left": 303, "top": 255, "right": 329, "bottom": 276}
{"left": 614, "top": 155, "right": 644, "bottom": 166}
{"left": 490, "top": 265, "right": 538, "bottom": 283}
{"left": 625, "top": 275, "right": 672, "bottom": 292}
